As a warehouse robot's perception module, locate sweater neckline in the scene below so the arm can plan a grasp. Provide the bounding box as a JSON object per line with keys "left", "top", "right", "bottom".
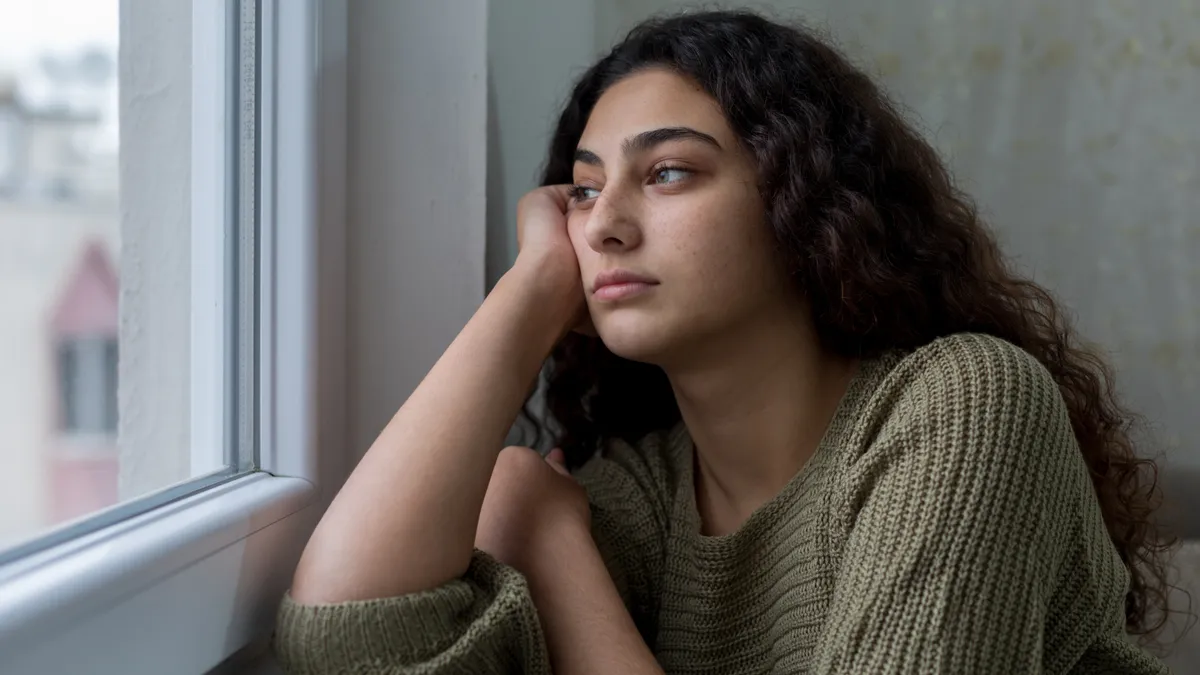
{"left": 668, "top": 351, "right": 897, "bottom": 552}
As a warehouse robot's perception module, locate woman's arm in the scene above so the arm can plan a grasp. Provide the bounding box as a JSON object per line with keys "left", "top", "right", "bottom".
{"left": 478, "top": 447, "right": 665, "bottom": 675}
{"left": 290, "top": 188, "right": 581, "bottom": 604}
{"left": 812, "top": 335, "right": 1153, "bottom": 674}
{"left": 526, "top": 518, "right": 665, "bottom": 675}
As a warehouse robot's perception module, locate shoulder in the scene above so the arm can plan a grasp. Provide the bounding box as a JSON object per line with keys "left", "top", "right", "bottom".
{"left": 852, "top": 332, "right": 1078, "bottom": 476}
{"left": 883, "top": 332, "right": 1069, "bottom": 432}
{"left": 835, "top": 332, "right": 1093, "bottom": 528}
{"left": 895, "top": 331, "right": 1056, "bottom": 393}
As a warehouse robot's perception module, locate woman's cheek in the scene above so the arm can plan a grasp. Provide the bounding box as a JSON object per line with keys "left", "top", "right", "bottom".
{"left": 566, "top": 213, "right": 592, "bottom": 261}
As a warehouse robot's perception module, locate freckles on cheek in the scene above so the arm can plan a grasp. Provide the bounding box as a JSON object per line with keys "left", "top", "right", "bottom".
{"left": 672, "top": 238, "right": 731, "bottom": 296}
{"left": 681, "top": 229, "right": 759, "bottom": 294}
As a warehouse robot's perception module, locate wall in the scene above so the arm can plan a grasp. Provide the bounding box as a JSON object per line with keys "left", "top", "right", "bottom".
{"left": 117, "top": 0, "right": 191, "bottom": 497}
{"left": 485, "top": 0, "right": 599, "bottom": 289}
{"left": 345, "top": 0, "right": 488, "bottom": 462}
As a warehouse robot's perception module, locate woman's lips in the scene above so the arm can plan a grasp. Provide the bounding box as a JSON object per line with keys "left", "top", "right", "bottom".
{"left": 593, "top": 281, "right": 657, "bottom": 301}
{"left": 592, "top": 269, "right": 659, "bottom": 301}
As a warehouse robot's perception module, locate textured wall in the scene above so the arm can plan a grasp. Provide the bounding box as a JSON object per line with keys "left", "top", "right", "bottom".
{"left": 839, "top": 0, "right": 1199, "bottom": 471}
{"left": 118, "top": 0, "right": 192, "bottom": 498}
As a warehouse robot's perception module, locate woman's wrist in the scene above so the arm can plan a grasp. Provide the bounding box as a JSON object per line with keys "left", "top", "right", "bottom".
{"left": 522, "top": 518, "right": 602, "bottom": 597}
{"left": 525, "top": 520, "right": 665, "bottom": 675}
{"left": 502, "top": 254, "right": 583, "bottom": 341}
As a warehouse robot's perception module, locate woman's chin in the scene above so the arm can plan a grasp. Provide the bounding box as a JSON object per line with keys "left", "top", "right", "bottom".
{"left": 594, "top": 317, "right": 675, "bottom": 364}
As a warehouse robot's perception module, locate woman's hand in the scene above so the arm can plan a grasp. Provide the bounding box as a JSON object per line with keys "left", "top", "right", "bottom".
{"left": 512, "top": 186, "right": 595, "bottom": 336}
{"left": 478, "top": 448, "right": 664, "bottom": 675}
{"left": 515, "top": 185, "right": 576, "bottom": 270}
{"left": 475, "top": 445, "right": 591, "bottom": 576}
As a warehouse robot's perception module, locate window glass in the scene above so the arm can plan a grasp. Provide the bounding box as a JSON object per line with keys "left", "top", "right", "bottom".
{"left": 0, "top": 0, "right": 256, "bottom": 556}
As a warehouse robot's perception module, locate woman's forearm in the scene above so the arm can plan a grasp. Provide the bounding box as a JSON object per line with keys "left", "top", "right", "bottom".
{"left": 528, "top": 528, "right": 664, "bottom": 675}
{"left": 290, "top": 261, "right": 574, "bottom": 603}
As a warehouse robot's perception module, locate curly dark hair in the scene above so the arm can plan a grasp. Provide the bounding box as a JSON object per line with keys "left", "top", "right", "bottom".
{"left": 524, "top": 10, "right": 1177, "bottom": 639}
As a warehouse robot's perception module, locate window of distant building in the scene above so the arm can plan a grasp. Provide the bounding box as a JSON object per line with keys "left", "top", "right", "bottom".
{"left": 50, "top": 239, "right": 119, "bottom": 437}
{"left": 57, "top": 335, "right": 117, "bottom": 434}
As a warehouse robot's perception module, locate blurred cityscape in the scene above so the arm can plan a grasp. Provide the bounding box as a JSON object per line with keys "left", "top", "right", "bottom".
{"left": 0, "top": 40, "right": 121, "bottom": 547}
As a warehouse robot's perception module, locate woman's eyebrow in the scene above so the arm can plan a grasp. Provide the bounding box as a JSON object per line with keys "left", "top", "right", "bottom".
{"left": 574, "top": 126, "right": 722, "bottom": 167}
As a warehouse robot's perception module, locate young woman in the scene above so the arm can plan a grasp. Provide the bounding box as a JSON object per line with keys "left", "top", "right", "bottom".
{"left": 274, "top": 11, "right": 1174, "bottom": 674}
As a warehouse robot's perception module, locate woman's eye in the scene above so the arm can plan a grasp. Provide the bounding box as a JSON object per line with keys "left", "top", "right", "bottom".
{"left": 653, "top": 167, "right": 689, "bottom": 185}
{"left": 571, "top": 185, "right": 601, "bottom": 201}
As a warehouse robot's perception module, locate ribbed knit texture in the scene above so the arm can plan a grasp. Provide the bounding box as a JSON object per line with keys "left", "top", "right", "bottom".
{"left": 273, "top": 333, "right": 1169, "bottom": 674}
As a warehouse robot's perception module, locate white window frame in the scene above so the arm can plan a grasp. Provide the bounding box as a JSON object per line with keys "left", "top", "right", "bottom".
{"left": 190, "top": 0, "right": 234, "bottom": 479}
{"left": 0, "top": 1, "right": 348, "bottom": 672}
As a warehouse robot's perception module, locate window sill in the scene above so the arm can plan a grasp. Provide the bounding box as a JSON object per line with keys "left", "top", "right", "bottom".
{"left": 0, "top": 472, "right": 316, "bottom": 675}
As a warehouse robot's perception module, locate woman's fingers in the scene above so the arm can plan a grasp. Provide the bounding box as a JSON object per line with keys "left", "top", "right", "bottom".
{"left": 546, "top": 448, "right": 570, "bottom": 476}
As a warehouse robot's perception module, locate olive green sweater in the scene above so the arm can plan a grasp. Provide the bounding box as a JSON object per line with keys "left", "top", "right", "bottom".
{"left": 273, "top": 333, "right": 1168, "bottom": 674}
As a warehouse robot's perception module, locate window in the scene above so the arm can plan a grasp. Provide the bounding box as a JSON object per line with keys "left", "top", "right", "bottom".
{"left": 0, "top": 0, "right": 254, "bottom": 556}
{"left": 0, "top": 0, "right": 123, "bottom": 552}
{"left": 57, "top": 337, "right": 118, "bottom": 435}
{"left": 0, "top": 0, "right": 347, "bottom": 672}
{"left": 52, "top": 239, "right": 120, "bottom": 438}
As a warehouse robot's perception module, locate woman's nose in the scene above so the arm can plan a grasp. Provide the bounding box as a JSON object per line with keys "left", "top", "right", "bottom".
{"left": 583, "top": 188, "right": 643, "bottom": 253}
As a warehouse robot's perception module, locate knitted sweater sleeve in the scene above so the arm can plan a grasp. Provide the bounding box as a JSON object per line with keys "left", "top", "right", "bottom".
{"left": 812, "top": 334, "right": 1162, "bottom": 674}
{"left": 271, "top": 435, "right": 670, "bottom": 675}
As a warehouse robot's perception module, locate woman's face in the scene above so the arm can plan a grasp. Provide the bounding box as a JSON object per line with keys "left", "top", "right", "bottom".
{"left": 569, "top": 68, "right": 793, "bottom": 365}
